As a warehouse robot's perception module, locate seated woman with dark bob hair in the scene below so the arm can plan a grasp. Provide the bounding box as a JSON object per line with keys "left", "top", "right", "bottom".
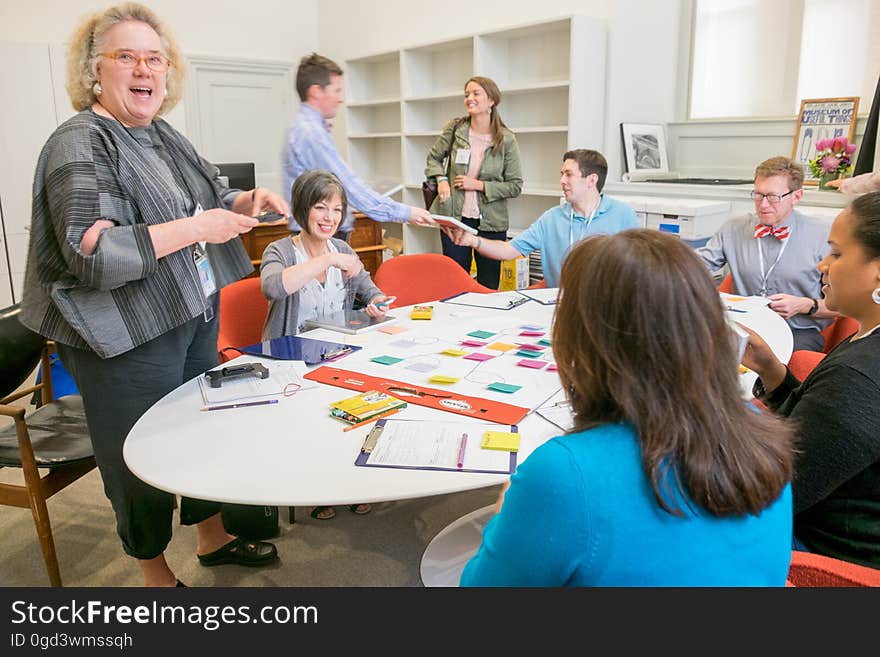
{"left": 461, "top": 229, "right": 794, "bottom": 586}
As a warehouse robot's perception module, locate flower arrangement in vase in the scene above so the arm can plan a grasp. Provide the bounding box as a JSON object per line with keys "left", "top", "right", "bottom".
{"left": 808, "top": 137, "right": 856, "bottom": 190}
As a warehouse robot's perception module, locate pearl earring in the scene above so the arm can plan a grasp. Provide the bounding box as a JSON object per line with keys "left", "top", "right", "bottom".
{"left": 93, "top": 81, "right": 102, "bottom": 96}
{"left": 872, "top": 287, "right": 880, "bottom": 305}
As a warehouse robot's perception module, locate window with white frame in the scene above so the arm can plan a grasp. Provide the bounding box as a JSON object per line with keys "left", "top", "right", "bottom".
{"left": 690, "top": 0, "right": 880, "bottom": 119}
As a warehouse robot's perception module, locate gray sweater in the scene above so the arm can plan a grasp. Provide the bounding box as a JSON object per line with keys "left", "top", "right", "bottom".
{"left": 260, "top": 236, "right": 381, "bottom": 340}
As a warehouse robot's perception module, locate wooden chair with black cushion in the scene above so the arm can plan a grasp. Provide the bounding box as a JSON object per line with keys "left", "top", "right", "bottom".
{"left": 0, "top": 304, "right": 95, "bottom": 586}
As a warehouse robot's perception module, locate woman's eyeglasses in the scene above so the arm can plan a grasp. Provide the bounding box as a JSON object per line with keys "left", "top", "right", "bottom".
{"left": 100, "top": 50, "right": 170, "bottom": 72}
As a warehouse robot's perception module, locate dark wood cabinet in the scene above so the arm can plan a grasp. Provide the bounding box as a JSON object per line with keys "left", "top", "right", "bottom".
{"left": 239, "top": 212, "right": 385, "bottom": 278}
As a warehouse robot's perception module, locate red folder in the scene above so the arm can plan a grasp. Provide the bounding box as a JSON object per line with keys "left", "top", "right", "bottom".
{"left": 304, "top": 366, "right": 529, "bottom": 425}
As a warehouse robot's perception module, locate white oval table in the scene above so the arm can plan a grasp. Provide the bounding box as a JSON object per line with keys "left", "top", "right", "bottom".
{"left": 123, "top": 291, "right": 792, "bottom": 586}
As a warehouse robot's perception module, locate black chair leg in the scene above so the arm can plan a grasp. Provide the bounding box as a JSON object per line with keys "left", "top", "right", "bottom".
{"left": 288, "top": 506, "right": 295, "bottom": 524}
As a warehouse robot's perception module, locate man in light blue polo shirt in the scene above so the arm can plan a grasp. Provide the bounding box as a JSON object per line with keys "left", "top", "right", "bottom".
{"left": 441, "top": 149, "right": 639, "bottom": 287}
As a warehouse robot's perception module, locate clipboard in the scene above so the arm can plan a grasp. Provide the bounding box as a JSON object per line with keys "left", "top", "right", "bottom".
{"left": 442, "top": 290, "right": 531, "bottom": 310}
{"left": 239, "top": 335, "right": 362, "bottom": 365}
{"left": 304, "top": 366, "right": 529, "bottom": 424}
{"left": 354, "top": 419, "right": 518, "bottom": 474}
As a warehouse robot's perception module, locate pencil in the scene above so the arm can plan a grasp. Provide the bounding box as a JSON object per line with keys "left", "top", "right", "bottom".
{"left": 342, "top": 408, "right": 401, "bottom": 432}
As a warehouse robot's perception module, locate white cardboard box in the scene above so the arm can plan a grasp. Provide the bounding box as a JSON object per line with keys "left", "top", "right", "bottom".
{"left": 643, "top": 198, "right": 730, "bottom": 240}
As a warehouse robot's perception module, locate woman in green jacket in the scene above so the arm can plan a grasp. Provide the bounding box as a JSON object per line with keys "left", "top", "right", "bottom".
{"left": 425, "top": 76, "right": 523, "bottom": 289}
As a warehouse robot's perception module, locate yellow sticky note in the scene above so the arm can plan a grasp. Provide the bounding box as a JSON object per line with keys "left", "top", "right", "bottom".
{"left": 481, "top": 431, "right": 520, "bottom": 452}
{"left": 441, "top": 348, "right": 468, "bottom": 357}
{"left": 486, "top": 342, "right": 517, "bottom": 352}
{"left": 738, "top": 364, "right": 750, "bottom": 374}
{"left": 428, "top": 375, "right": 460, "bottom": 384}
{"left": 411, "top": 305, "right": 434, "bottom": 320}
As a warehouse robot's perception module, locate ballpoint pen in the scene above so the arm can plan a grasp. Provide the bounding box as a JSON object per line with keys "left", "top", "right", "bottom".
{"left": 456, "top": 433, "right": 468, "bottom": 469}
{"left": 374, "top": 296, "right": 397, "bottom": 309}
{"left": 201, "top": 399, "right": 278, "bottom": 411}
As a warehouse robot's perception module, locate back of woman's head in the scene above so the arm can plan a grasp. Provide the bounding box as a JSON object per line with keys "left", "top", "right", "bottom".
{"left": 849, "top": 191, "right": 880, "bottom": 259}
{"left": 290, "top": 169, "right": 347, "bottom": 235}
{"left": 553, "top": 229, "right": 792, "bottom": 517}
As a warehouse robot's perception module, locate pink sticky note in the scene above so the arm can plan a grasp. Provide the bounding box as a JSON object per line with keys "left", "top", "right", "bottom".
{"left": 460, "top": 339, "right": 488, "bottom": 347}
{"left": 517, "top": 344, "right": 545, "bottom": 352}
{"left": 519, "top": 330, "right": 545, "bottom": 337}
{"left": 546, "top": 363, "right": 558, "bottom": 371}
{"left": 517, "top": 359, "right": 547, "bottom": 369}
{"left": 464, "top": 352, "right": 495, "bottom": 362}
{"left": 379, "top": 325, "right": 408, "bottom": 335}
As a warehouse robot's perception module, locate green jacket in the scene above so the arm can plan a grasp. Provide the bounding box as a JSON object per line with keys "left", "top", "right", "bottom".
{"left": 424, "top": 117, "right": 523, "bottom": 232}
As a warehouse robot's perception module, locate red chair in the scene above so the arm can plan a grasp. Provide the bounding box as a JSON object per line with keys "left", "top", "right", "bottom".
{"left": 217, "top": 277, "right": 268, "bottom": 363}
{"left": 527, "top": 279, "right": 547, "bottom": 290}
{"left": 821, "top": 315, "right": 859, "bottom": 354}
{"left": 718, "top": 273, "right": 734, "bottom": 293}
{"left": 787, "top": 551, "right": 880, "bottom": 587}
{"left": 787, "top": 350, "right": 826, "bottom": 381}
{"left": 374, "top": 254, "right": 493, "bottom": 307}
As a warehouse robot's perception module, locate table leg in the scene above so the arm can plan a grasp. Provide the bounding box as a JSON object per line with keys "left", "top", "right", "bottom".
{"left": 419, "top": 504, "right": 495, "bottom": 587}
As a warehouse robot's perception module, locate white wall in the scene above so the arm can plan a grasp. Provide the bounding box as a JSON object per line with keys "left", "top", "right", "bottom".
{"left": 316, "top": 0, "right": 684, "bottom": 180}
{"left": 0, "top": 0, "right": 319, "bottom": 61}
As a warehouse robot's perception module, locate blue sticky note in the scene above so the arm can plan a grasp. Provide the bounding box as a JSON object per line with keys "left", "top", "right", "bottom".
{"left": 538, "top": 338, "right": 552, "bottom": 347}
{"left": 516, "top": 350, "right": 541, "bottom": 358}
{"left": 468, "top": 330, "right": 496, "bottom": 339}
{"left": 371, "top": 355, "right": 403, "bottom": 366}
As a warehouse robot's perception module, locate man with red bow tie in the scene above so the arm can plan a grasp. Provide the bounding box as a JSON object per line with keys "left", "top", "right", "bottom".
{"left": 697, "top": 156, "right": 837, "bottom": 351}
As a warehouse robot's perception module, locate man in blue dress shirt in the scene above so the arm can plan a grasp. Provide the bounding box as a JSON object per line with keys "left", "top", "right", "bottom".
{"left": 282, "top": 54, "right": 434, "bottom": 239}
{"left": 441, "top": 148, "right": 639, "bottom": 287}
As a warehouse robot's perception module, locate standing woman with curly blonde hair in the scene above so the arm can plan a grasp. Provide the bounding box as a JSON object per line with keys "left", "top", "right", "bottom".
{"left": 20, "top": 3, "right": 290, "bottom": 586}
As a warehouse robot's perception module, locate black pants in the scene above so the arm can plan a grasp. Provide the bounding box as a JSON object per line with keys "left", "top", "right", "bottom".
{"left": 440, "top": 217, "right": 506, "bottom": 290}
{"left": 791, "top": 327, "right": 825, "bottom": 352}
{"left": 57, "top": 297, "right": 223, "bottom": 560}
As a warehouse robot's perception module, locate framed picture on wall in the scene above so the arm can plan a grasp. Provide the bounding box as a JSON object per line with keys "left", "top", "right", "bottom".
{"left": 792, "top": 97, "right": 860, "bottom": 185}
{"left": 620, "top": 123, "right": 670, "bottom": 176}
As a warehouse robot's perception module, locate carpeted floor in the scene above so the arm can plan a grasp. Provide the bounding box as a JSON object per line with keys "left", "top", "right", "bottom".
{"left": 0, "top": 465, "right": 501, "bottom": 587}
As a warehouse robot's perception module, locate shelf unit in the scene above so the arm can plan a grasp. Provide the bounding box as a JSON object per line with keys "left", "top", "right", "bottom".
{"left": 345, "top": 15, "right": 606, "bottom": 253}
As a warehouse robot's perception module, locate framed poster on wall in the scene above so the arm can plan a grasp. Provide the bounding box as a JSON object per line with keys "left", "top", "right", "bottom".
{"left": 792, "top": 97, "right": 859, "bottom": 185}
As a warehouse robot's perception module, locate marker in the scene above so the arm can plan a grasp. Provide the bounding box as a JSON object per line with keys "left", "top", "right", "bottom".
{"left": 374, "top": 296, "right": 397, "bottom": 309}
{"left": 201, "top": 399, "right": 278, "bottom": 412}
{"left": 342, "top": 408, "right": 402, "bottom": 432}
{"left": 456, "top": 433, "right": 468, "bottom": 469}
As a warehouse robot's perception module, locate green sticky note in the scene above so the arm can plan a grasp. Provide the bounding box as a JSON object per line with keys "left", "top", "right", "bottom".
{"left": 516, "top": 350, "right": 541, "bottom": 358}
{"left": 538, "top": 338, "right": 552, "bottom": 347}
{"left": 371, "top": 355, "right": 403, "bottom": 366}
{"left": 467, "top": 330, "right": 496, "bottom": 339}
{"left": 488, "top": 382, "right": 522, "bottom": 394}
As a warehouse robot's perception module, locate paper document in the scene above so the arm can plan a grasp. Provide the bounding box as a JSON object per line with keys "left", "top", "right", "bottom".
{"left": 519, "top": 287, "right": 559, "bottom": 305}
{"left": 359, "top": 419, "right": 516, "bottom": 474}
{"left": 430, "top": 215, "right": 479, "bottom": 235}
{"left": 444, "top": 291, "right": 530, "bottom": 310}
{"left": 198, "top": 361, "right": 313, "bottom": 404}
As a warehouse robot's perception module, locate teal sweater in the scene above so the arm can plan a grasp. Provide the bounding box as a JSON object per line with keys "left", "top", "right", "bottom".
{"left": 461, "top": 424, "right": 792, "bottom": 586}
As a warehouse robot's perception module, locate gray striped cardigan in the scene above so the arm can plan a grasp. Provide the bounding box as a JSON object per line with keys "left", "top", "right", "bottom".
{"left": 21, "top": 109, "right": 253, "bottom": 358}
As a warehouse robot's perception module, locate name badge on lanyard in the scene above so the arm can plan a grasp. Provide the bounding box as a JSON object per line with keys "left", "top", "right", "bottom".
{"left": 192, "top": 203, "right": 217, "bottom": 299}
{"left": 454, "top": 148, "right": 470, "bottom": 165}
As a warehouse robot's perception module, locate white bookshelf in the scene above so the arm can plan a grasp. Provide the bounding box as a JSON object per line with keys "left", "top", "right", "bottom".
{"left": 345, "top": 15, "right": 606, "bottom": 253}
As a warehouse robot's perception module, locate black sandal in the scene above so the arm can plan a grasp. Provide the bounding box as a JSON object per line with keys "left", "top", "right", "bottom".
{"left": 197, "top": 537, "right": 278, "bottom": 567}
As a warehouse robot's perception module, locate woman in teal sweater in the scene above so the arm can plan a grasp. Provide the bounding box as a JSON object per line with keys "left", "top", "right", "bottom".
{"left": 461, "top": 230, "right": 794, "bottom": 586}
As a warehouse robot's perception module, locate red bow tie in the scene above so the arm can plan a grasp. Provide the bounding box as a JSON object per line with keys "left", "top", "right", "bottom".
{"left": 754, "top": 224, "right": 790, "bottom": 240}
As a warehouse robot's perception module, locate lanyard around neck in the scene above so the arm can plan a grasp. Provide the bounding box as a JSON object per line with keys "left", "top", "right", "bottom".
{"left": 568, "top": 201, "right": 600, "bottom": 249}
{"left": 756, "top": 227, "right": 791, "bottom": 295}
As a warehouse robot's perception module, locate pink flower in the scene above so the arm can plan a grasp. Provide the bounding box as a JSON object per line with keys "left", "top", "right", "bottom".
{"left": 821, "top": 155, "right": 841, "bottom": 173}
{"left": 846, "top": 143, "right": 857, "bottom": 154}
{"left": 815, "top": 138, "right": 832, "bottom": 151}
{"left": 832, "top": 137, "right": 847, "bottom": 152}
